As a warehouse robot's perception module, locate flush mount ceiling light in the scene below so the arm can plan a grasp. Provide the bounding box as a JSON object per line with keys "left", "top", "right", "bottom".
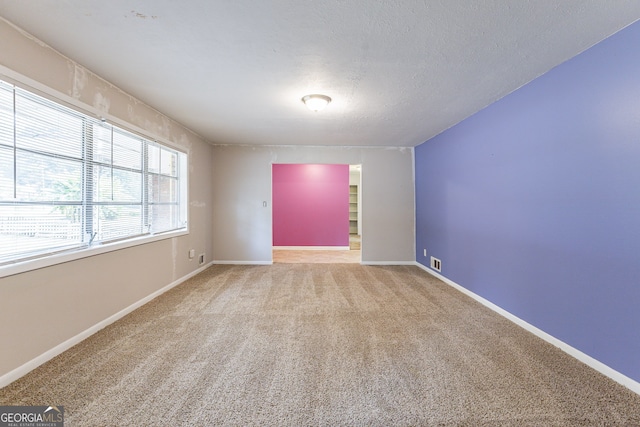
{"left": 301, "top": 94, "right": 331, "bottom": 112}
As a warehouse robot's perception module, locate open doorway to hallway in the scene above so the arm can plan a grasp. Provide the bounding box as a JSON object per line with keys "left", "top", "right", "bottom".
{"left": 272, "top": 163, "right": 361, "bottom": 263}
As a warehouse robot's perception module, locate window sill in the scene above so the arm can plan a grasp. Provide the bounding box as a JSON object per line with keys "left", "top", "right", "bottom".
{"left": 0, "top": 229, "right": 188, "bottom": 279}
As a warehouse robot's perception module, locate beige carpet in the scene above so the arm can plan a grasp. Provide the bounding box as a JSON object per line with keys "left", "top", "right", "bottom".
{"left": 1, "top": 264, "right": 639, "bottom": 426}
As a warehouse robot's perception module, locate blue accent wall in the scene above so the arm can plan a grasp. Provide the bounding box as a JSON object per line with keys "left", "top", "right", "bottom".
{"left": 415, "top": 22, "right": 640, "bottom": 382}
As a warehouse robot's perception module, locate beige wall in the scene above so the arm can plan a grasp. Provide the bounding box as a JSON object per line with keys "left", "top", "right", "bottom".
{"left": 212, "top": 145, "right": 415, "bottom": 263}
{"left": 0, "top": 18, "right": 214, "bottom": 380}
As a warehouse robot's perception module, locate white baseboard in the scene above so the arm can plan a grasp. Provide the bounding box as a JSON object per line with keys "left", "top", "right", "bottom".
{"left": 362, "top": 261, "right": 416, "bottom": 266}
{"left": 0, "top": 261, "right": 215, "bottom": 389}
{"left": 414, "top": 262, "right": 640, "bottom": 396}
{"left": 272, "top": 246, "right": 350, "bottom": 251}
{"left": 213, "top": 260, "right": 273, "bottom": 265}
{"left": 212, "top": 260, "right": 415, "bottom": 266}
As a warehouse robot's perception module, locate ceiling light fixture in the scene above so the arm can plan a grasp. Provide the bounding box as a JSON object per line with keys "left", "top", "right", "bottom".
{"left": 301, "top": 94, "right": 331, "bottom": 112}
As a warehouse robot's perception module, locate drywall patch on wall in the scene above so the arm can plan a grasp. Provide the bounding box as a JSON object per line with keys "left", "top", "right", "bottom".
{"left": 142, "top": 115, "right": 172, "bottom": 142}
{"left": 93, "top": 92, "right": 110, "bottom": 115}
{"left": 179, "top": 133, "right": 192, "bottom": 150}
{"left": 70, "top": 63, "right": 87, "bottom": 99}
{"left": 159, "top": 115, "right": 172, "bottom": 141}
{"left": 125, "top": 99, "right": 148, "bottom": 131}
{"left": 126, "top": 104, "right": 136, "bottom": 125}
{"left": 384, "top": 146, "right": 412, "bottom": 154}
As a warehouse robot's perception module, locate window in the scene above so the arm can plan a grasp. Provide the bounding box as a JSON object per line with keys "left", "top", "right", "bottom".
{"left": 0, "top": 79, "right": 188, "bottom": 267}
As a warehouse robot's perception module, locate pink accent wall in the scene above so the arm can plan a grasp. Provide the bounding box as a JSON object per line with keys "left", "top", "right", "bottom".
{"left": 272, "top": 164, "right": 349, "bottom": 246}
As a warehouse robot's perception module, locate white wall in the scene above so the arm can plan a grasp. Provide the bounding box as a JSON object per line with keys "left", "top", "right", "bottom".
{"left": 0, "top": 18, "right": 214, "bottom": 381}
{"left": 212, "top": 145, "right": 415, "bottom": 263}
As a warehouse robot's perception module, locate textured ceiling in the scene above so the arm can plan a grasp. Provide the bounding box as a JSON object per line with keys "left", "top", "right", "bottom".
{"left": 1, "top": 1, "right": 639, "bottom": 147}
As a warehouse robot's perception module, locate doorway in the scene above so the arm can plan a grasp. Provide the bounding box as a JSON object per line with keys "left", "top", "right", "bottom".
{"left": 272, "top": 163, "right": 362, "bottom": 263}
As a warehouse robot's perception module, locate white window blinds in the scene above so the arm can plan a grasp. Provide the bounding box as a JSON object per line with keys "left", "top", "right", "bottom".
{"left": 0, "top": 80, "right": 187, "bottom": 265}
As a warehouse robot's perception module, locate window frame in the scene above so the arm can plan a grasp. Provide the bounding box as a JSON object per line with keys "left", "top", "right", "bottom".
{"left": 0, "top": 75, "right": 189, "bottom": 279}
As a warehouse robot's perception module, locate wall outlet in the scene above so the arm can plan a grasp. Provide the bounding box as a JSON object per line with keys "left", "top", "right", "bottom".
{"left": 189, "top": 249, "right": 195, "bottom": 259}
{"left": 430, "top": 256, "right": 442, "bottom": 272}
{"left": 198, "top": 253, "right": 205, "bottom": 265}
{"left": 423, "top": 248, "right": 427, "bottom": 257}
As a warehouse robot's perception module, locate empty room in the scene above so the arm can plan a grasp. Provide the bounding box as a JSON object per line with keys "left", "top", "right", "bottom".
{"left": 1, "top": 1, "right": 640, "bottom": 425}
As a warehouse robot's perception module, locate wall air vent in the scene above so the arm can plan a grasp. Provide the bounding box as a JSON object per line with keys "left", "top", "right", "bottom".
{"left": 430, "top": 256, "right": 442, "bottom": 272}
